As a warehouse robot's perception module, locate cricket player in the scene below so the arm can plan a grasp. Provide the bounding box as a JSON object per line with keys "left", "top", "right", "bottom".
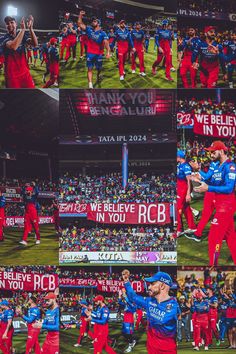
{"left": 224, "top": 291, "right": 236, "bottom": 349}
{"left": 177, "top": 150, "right": 196, "bottom": 236}
{"left": 144, "top": 31, "right": 151, "bottom": 53}
{"left": 74, "top": 299, "right": 89, "bottom": 347}
{"left": 0, "top": 191, "right": 6, "bottom": 242}
{"left": 20, "top": 183, "right": 40, "bottom": 246}
{"left": 65, "top": 21, "right": 77, "bottom": 61}
{"left": 0, "top": 300, "right": 14, "bottom": 354}
{"left": 114, "top": 20, "right": 135, "bottom": 81}
{"left": 191, "top": 292, "right": 210, "bottom": 351}
{"left": 192, "top": 26, "right": 226, "bottom": 88}
{"left": 16, "top": 296, "right": 41, "bottom": 354}
{"left": 223, "top": 30, "right": 236, "bottom": 88}
{"left": 51, "top": 198, "right": 60, "bottom": 233}
{"left": 78, "top": 11, "right": 110, "bottom": 88}
{"left": 118, "top": 289, "right": 137, "bottom": 352}
{"left": 178, "top": 28, "right": 200, "bottom": 88}
{"left": 33, "top": 292, "right": 59, "bottom": 354}
{"left": 122, "top": 269, "right": 179, "bottom": 354}
{"left": 207, "top": 288, "right": 220, "bottom": 346}
{"left": 79, "top": 28, "right": 88, "bottom": 58}
{"left": 1, "top": 15, "right": 38, "bottom": 88}
{"left": 194, "top": 141, "right": 236, "bottom": 265}
{"left": 60, "top": 26, "right": 68, "bottom": 61}
{"left": 152, "top": 20, "right": 174, "bottom": 81}
{"left": 218, "top": 298, "right": 228, "bottom": 342}
{"left": 86, "top": 295, "right": 116, "bottom": 354}
{"left": 135, "top": 305, "right": 145, "bottom": 330}
{"left": 131, "top": 22, "right": 146, "bottom": 76}
{"left": 43, "top": 38, "right": 59, "bottom": 88}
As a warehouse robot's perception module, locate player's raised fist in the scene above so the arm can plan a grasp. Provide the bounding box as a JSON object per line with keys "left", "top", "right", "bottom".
{"left": 20, "top": 17, "right": 26, "bottom": 30}
{"left": 27, "top": 15, "right": 34, "bottom": 29}
{"left": 122, "top": 269, "right": 130, "bottom": 282}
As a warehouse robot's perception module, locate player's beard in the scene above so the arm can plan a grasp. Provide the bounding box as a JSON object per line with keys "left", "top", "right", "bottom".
{"left": 207, "top": 34, "right": 215, "bottom": 41}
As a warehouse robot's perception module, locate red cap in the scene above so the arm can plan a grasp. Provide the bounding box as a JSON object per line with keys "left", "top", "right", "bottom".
{"left": 204, "top": 26, "right": 215, "bottom": 33}
{"left": 94, "top": 295, "right": 104, "bottom": 302}
{"left": 26, "top": 186, "right": 33, "bottom": 192}
{"left": 119, "top": 19, "right": 126, "bottom": 24}
{"left": 205, "top": 141, "right": 228, "bottom": 152}
{"left": 50, "top": 37, "right": 58, "bottom": 45}
{"left": 45, "top": 292, "right": 56, "bottom": 300}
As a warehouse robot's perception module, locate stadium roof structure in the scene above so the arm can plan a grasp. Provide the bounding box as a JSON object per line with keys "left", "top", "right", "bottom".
{"left": 0, "top": 89, "right": 58, "bottom": 150}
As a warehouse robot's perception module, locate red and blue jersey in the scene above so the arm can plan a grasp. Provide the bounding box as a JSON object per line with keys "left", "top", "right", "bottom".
{"left": 80, "top": 307, "right": 88, "bottom": 318}
{"left": 114, "top": 28, "right": 134, "bottom": 52}
{"left": 145, "top": 34, "right": 150, "bottom": 42}
{"left": 208, "top": 295, "right": 218, "bottom": 315}
{"left": 42, "top": 307, "right": 59, "bottom": 332}
{"left": 0, "top": 195, "right": 6, "bottom": 208}
{"left": 21, "top": 186, "right": 39, "bottom": 206}
{"left": 2, "top": 309, "right": 14, "bottom": 324}
{"left": 218, "top": 301, "right": 228, "bottom": 317}
{"left": 208, "top": 160, "right": 236, "bottom": 194}
{"left": 49, "top": 46, "right": 59, "bottom": 63}
{"left": 23, "top": 306, "right": 41, "bottom": 324}
{"left": 119, "top": 297, "right": 137, "bottom": 323}
{"left": 91, "top": 305, "right": 110, "bottom": 325}
{"left": 223, "top": 40, "right": 236, "bottom": 64}
{"left": 155, "top": 29, "right": 172, "bottom": 46}
{"left": 86, "top": 26, "right": 108, "bottom": 55}
{"left": 191, "top": 299, "right": 209, "bottom": 314}
{"left": 177, "top": 162, "right": 192, "bottom": 181}
{"left": 192, "top": 40, "right": 225, "bottom": 68}
{"left": 200, "top": 161, "right": 220, "bottom": 186}
{"left": 131, "top": 29, "right": 145, "bottom": 49}
{"left": 178, "top": 36, "right": 201, "bottom": 57}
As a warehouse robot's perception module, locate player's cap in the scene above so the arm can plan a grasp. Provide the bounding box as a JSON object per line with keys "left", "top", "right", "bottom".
{"left": 177, "top": 149, "right": 185, "bottom": 159}
{"left": 205, "top": 141, "right": 228, "bottom": 152}
{"left": 45, "top": 292, "right": 57, "bottom": 300}
{"left": 195, "top": 292, "right": 203, "bottom": 299}
{"left": 4, "top": 16, "right": 16, "bottom": 24}
{"left": 144, "top": 271, "right": 173, "bottom": 287}
{"left": 119, "top": 19, "right": 126, "bottom": 25}
{"left": 204, "top": 26, "right": 215, "bottom": 33}
{"left": 26, "top": 186, "right": 33, "bottom": 192}
{"left": 0, "top": 300, "right": 9, "bottom": 306}
{"left": 50, "top": 37, "right": 58, "bottom": 45}
{"left": 80, "top": 299, "right": 88, "bottom": 305}
{"left": 93, "top": 295, "right": 104, "bottom": 302}
{"left": 162, "top": 19, "right": 169, "bottom": 26}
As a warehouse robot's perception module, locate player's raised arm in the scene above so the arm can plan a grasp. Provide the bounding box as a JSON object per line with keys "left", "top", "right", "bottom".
{"left": 27, "top": 15, "right": 38, "bottom": 47}
{"left": 104, "top": 39, "right": 111, "bottom": 58}
{"left": 78, "top": 11, "right": 86, "bottom": 31}
{"left": 6, "top": 17, "right": 26, "bottom": 51}
{"left": 122, "top": 270, "right": 147, "bottom": 309}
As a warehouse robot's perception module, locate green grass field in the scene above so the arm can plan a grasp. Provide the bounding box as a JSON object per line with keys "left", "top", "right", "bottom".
{"left": 0, "top": 225, "right": 58, "bottom": 265}
{"left": 11, "top": 332, "right": 46, "bottom": 354}
{"left": 178, "top": 340, "right": 231, "bottom": 353}
{"left": 60, "top": 323, "right": 147, "bottom": 354}
{"left": 177, "top": 199, "right": 234, "bottom": 266}
{"left": 59, "top": 39, "right": 177, "bottom": 88}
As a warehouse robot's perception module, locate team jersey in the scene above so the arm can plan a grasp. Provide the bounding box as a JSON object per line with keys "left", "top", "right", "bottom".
{"left": 42, "top": 307, "right": 59, "bottom": 332}
{"left": 191, "top": 300, "right": 209, "bottom": 314}
{"left": 114, "top": 28, "right": 134, "bottom": 50}
{"left": 86, "top": 26, "right": 108, "bottom": 55}
{"left": 192, "top": 40, "right": 225, "bottom": 69}
{"left": 91, "top": 305, "right": 110, "bottom": 325}
{"left": 155, "top": 29, "right": 172, "bottom": 46}
{"left": 177, "top": 162, "right": 192, "bottom": 181}
{"left": 209, "top": 295, "right": 218, "bottom": 315}
{"left": 145, "top": 34, "right": 151, "bottom": 41}
{"left": 67, "top": 26, "right": 78, "bottom": 41}
{"left": 2, "top": 309, "right": 14, "bottom": 325}
{"left": 108, "top": 32, "right": 116, "bottom": 43}
{"left": 131, "top": 29, "right": 145, "bottom": 48}
{"left": 223, "top": 40, "right": 236, "bottom": 64}
{"left": 21, "top": 186, "right": 39, "bottom": 205}
{"left": 1, "top": 31, "right": 30, "bottom": 78}
{"left": 119, "top": 297, "right": 137, "bottom": 323}
{"left": 208, "top": 160, "right": 236, "bottom": 194}
{"left": 48, "top": 46, "right": 59, "bottom": 63}
{"left": 218, "top": 302, "right": 228, "bottom": 317}
{"left": 80, "top": 307, "right": 88, "bottom": 318}
{"left": 61, "top": 31, "right": 68, "bottom": 41}
{"left": 178, "top": 36, "right": 201, "bottom": 57}
{"left": 23, "top": 306, "right": 41, "bottom": 324}
{"left": 124, "top": 282, "right": 178, "bottom": 347}
{"left": 0, "top": 196, "right": 6, "bottom": 208}
{"left": 199, "top": 161, "right": 220, "bottom": 185}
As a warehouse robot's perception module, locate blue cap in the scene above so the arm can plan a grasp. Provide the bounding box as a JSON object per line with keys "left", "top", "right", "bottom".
{"left": 0, "top": 300, "right": 9, "bottom": 306}
{"left": 177, "top": 150, "right": 185, "bottom": 159}
{"left": 80, "top": 299, "right": 88, "bottom": 305}
{"left": 144, "top": 272, "right": 173, "bottom": 287}
{"left": 162, "top": 19, "right": 169, "bottom": 26}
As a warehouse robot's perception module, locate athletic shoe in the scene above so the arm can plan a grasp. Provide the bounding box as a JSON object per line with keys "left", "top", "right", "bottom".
{"left": 131, "top": 340, "right": 136, "bottom": 348}
{"left": 132, "top": 70, "right": 136, "bottom": 74}
{"left": 165, "top": 76, "right": 174, "bottom": 82}
{"left": 152, "top": 67, "right": 156, "bottom": 75}
{"left": 140, "top": 72, "right": 146, "bottom": 76}
{"left": 229, "top": 82, "right": 233, "bottom": 89}
{"left": 171, "top": 67, "right": 176, "bottom": 72}
{"left": 19, "top": 240, "right": 28, "bottom": 246}
{"left": 124, "top": 345, "right": 133, "bottom": 353}
{"left": 74, "top": 343, "right": 82, "bottom": 347}
{"left": 120, "top": 75, "right": 125, "bottom": 81}
{"left": 35, "top": 240, "right": 41, "bottom": 245}
{"left": 193, "top": 347, "right": 199, "bottom": 351}
{"left": 88, "top": 82, "right": 93, "bottom": 89}
{"left": 184, "top": 228, "right": 197, "bottom": 234}
{"left": 216, "top": 340, "right": 221, "bottom": 346}
{"left": 204, "top": 346, "right": 209, "bottom": 351}
{"left": 42, "top": 74, "right": 46, "bottom": 83}
{"left": 184, "top": 232, "right": 201, "bottom": 242}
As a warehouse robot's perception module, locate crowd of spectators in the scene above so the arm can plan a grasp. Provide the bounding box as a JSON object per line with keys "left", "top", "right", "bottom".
{"left": 0, "top": 265, "right": 58, "bottom": 275}
{"left": 178, "top": 0, "right": 236, "bottom": 14}
{"left": 59, "top": 172, "right": 176, "bottom": 204}
{"left": 0, "top": 178, "right": 58, "bottom": 191}
{"left": 178, "top": 98, "right": 236, "bottom": 116}
{"left": 59, "top": 224, "right": 176, "bottom": 252}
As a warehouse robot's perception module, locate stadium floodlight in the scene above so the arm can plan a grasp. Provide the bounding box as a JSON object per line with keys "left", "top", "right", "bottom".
{"left": 7, "top": 5, "right": 18, "bottom": 17}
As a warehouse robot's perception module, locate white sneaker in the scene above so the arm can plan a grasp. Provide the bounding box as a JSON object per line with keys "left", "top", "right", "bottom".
{"left": 35, "top": 240, "right": 41, "bottom": 245}
{"left": 192, "top": 342, "right": 195, "bottom": 347}
{"left": 88, "top": 82, "right": 93, "bottom": 89}
{"left": 74, "top": 343, "right": 82, "bottom": 347}
{"left": 171, "top": 67, "right": 176, "bottom": 72}
{"left": 120, "top": 75, "right": 124, "bottom": 81}
{"left": 132, "top": 70, "right": 136, "bottom": 74}
{"left": 131, "top": 340, "right": 136, "bottom": 348}
{"left": 140, "top": 72, "right": 146, "bottom": 76}
{"left": 193, "top": 347, "right": 199, "bottom": 351}
{"left": 19, "top": 240, "right": 28, "bottom": 246}
{"left": 204, "top": 347, "right": 208, "bottom": 351}
{"left": 184, "top": 229, "right": 197, "bottom": 234}
{"left": 229, "top": 82, "right": 233, "bottom": 89}
{"left": 73, "top": 58, "right": 76, "bottom": 61}
{"left": 80, "top": 56, "right": 83, "bottom": 59}
{"left": 124, "top": 346, "right": 132, "bottom": 353}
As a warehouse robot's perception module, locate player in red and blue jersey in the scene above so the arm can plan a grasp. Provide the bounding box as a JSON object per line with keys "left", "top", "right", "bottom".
{"left": 16, "top": 296, "right": 41, "bottom": 354}
{"left": 218, "top": 297, "right": 228, "bottom": 342}
{"left": 191, "top": 293, "right": 210, "bottom": 350}
{"left": 43, "top": 38, "right": 59, "bottom": 88}
{"left": 1, "top": 15, "right": 38, "bottom": 88}
{"left": 144, "top": 31, "right": 151, "bottom": 53}
{"left": 192, "top": 26, "right": 226, "bottom": 88}
{"left": 65, "top": 21, "right": 78, "bottom": 62}
{"left": 0, "top": 300, "right": 14, "bottom": 354}
{"left": 114, "top": 20, "right": 135, "bottom": 81}
{"left": 33, "top": 292, "right": 59, "bottom": 354}
{"left": 0, "top": 191, "right": 6, "bottom": 242}
{"left": 222, "top": 30, "right": 236, "bottom": 88}
{"left": 60, "top": 26, "right": 68, "bottom": 61}
{"left": 207, "top": 288, "right": 220, "bottom": 346}
{"left": 108, "top": 28, "right": 116, "bottom": 54}
{"left": 152, "top": 20, "right": 174, "bottom": 81}
{"left": 78, "top": 11, "right": 110, "bottom": 89}
{"left": 178, "top": 28, "right": 200, "bottom": 88}
{"left": 79, "top": 28, "right": 88, "bottom": 58}
{"left": 185, "top": 160, "right": 220, "bottom": 242}
{"left": 221, "top": 291, "right": 236, "bottom": 348}
{"left": 86, "top": 295, "right": 116, "bottom": 354}
{"left": 177, "top": 150, "right": 196, "bottom": 236}
{"left": 194, "top": 141, "right": 236, "bottom": 266}
{"left": 122, "top": 270, "right": 179, "bottom": 354}
{"left": 74, "top": 299, "right": 89, "bottom": 347}
{"left": 20, "top": 182, "right": 40, "bottom": 246}
{"left": 131, "top": 22, "right": 146, "bottom": 76}
{"left": 118, "top": 288, "right": 137, "bottom": 352}
{"left": 32, "top": 46, "right": 39, "bottom": 67}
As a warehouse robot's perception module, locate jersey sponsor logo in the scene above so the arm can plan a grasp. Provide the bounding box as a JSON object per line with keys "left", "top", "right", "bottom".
{"left": 166, "top": 303, "right": 173, "bottom": 312}
{"left": 229, "top": 173, "right": 236, "bottom": 180}
{"left": 230, "top": 165, "right": 235, "bottom": 171}
{"left": 211, "top": 218, "right": 218, "bottom": 225}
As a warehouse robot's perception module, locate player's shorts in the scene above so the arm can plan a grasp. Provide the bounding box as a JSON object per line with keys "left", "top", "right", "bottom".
{"left": 226, "top": 318, "right": 236, "bottom": 329}
{"left": 122, "top": 322, "right": 134, "bottom": 335}
{"left": 6, "top": 71, "right": 35, "bottom": 88}
{"left": 41, "top": 341, "right": 59, "bottom": 354}
{"left": 33, "top": 54, "right": 38, "bottom": 59}
{"left": 86, "top": 53, "right": 103, "bottom": 70}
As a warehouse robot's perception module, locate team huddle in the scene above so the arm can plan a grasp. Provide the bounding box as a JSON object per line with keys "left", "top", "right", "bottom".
{"left": 60, "top": 11, "right": 176, "bottom": 88}
{"left": 178, "top": 27, "right": 236, "bottom": 88}
{"left": 0, "top": 182, "right": 60, "bottom": 245}
{"left": 0, "top": 292, "right": 59, "bottom": 354}
{"left": 177, "top": 140, "right": 236, "bottom": 265}
{"left": 0, "top": 15, "right": 59, "bottom": 88}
